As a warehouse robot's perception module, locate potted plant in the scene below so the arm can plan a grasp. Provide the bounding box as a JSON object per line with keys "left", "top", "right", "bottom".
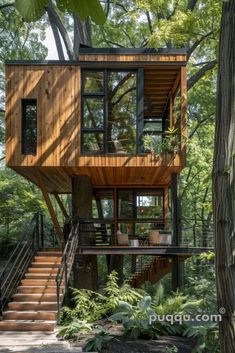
{"left": 149, "top": 229, "right": 160, "bottom": 245}
{"left": 117, "top": 229, "right": 129, "bottom": 246}
{"left": 143, "top": 127, "right": 180, "bottom": 156}
{"left": 143, "top": 134, "right": 154, "bottom": 153}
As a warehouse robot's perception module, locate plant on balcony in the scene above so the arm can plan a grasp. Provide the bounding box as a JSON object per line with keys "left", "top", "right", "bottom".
{"left": 143, "top": 127, "right": 180, "bottom": 155}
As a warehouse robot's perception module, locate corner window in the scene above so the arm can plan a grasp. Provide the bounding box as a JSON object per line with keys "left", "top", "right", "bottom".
{"left": 81, "top": 70, "right": 137, "bottom": 154}
{"left": 22, "top": 99, "right": 37, "bottom": 155}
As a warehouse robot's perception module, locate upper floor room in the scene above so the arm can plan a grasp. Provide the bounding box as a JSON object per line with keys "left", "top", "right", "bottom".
{"left": 5, "top": 48, "right": 187, "bottom": 189}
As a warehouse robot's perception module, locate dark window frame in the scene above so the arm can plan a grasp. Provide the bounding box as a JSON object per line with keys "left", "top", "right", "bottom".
{"left": 21, "top": 98, "right": 37, "bottom": 155}
{"left": 81, "top": 68, "right": 142, "bottom": 155}
{"left": 117, "top": 188, "right": 165, "bottom": 221}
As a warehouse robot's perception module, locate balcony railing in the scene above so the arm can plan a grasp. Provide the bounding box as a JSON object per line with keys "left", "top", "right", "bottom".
{"left": 78, "top": 218, "right": 214, "bottom": 248}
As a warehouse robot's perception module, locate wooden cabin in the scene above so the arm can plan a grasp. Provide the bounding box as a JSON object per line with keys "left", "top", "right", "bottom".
{"left": 5, "top": 48, "right": 187, "bottom": 189}
{"left": 5, "top": 48, "right": 187, "bottom": 248}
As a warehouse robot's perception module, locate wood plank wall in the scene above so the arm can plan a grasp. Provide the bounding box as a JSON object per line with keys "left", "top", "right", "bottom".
{"left": 5, "top": 57, "right": 186, "bottom": 170}
{"left": 5, "top": 65, "right": 80, "bottom": 167}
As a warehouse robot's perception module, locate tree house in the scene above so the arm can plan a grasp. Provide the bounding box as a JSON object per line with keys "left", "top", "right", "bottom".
{"left": 1, "top": 48, "right": 215, "bottom": 332}
{"left": 5, "top": 49, "right": 188, "bottom": 248}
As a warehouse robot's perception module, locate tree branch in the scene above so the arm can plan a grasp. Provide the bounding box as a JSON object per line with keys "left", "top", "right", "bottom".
{"left": 146, "top": 11, "right": 153, "bottom": 34}
{"left": 46, "top": 7, "right": 65, "bottom": 60}
{"left": 187, "top": 0, "right": 198, "bottom": 11}
{"left": 187, "top": 60, "right": 217, "bottom": 90}
{"left": 45, "top": 4, "right": 75, "bottom": 60}
{"left": 113, "top": 87, "right": 136, "bottom": 106}
{"left": 189, "top": 115, "right": 214, "bottom": 139}
{"left": 100, "top": 1, "right": 128, "bottom": 12}
{"left": 187, "top": 31, "right": 213, "bottom": 59}
{"left": 0, "top": 3, "right": 14, "bottom": 11}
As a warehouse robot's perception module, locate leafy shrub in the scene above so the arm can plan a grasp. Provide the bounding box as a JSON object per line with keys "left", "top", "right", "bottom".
{"left": 110, "top": 296, "right": 158, "bottom": 339}
{"left": 60, "top": 271, "right": 143, "bottom": 324}
{"left": 59, "top": 319, "right": 93, "bottom": 339}
{"left": 184, "top": 322, "right": 220, "bottom": 353}
{"left": 84, "top": 330, "right": 114, "bottom": 352}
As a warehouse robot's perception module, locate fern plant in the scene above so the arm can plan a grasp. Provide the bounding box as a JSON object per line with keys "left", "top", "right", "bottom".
{"left": 84, "top": 330, "right": 114, "bottom": 352}
{"left": 59, "top": 319, "right": 93, "bottom": 339}
{"left": 60, "top": 271, "right": 143, "bottom": 325}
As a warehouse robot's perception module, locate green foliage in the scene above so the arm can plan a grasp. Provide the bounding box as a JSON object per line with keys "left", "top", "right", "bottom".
{"left": 104, "top": 271, "right": 143, "bottom": 309}
{"left": 143, "top": 127, "right": 180, "bottom": 155}
{"left": 15, "top": 0, "right": 106, "bottom": 25}
{"left": 184, "top": 323, "right": 220, "bottom": 353}
{"left": 61, "top": 288, "right": 107, "bottom": 322}
{"left": 60, "top": 271, "right": 143, "bottom": 324}
{"left": 110, "top": 296, "right": 158, "bottom": 339}
{"left": 0, "top": 169, "right": 46, "bottom": 242}
{"left": 84, "top": 330, "right": 114, "bottom": 352}
{"left": 59, "top": 319, "right": 93, "bottom": 339}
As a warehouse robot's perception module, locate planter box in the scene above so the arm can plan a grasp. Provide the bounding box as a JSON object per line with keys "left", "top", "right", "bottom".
{"left": 117, "top": 233, "right": 129, "bottom": 246}
{"left": 149, "top": 230, "right": 172, "bottom": 246}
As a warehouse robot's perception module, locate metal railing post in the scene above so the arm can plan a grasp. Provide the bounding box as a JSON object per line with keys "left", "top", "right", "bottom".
{"left": 40, "top": 213, "right": 44, "bottom": 249}
{"left": 35, "top": 213, "right": 40, "bottom": 251}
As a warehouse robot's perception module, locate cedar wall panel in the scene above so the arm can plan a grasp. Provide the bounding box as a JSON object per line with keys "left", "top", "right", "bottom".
{"left": 5, "top": 65, "right": 80, "bottom": 167}
{"left": 5, "top": 63, "right": 186, "bottom": 170}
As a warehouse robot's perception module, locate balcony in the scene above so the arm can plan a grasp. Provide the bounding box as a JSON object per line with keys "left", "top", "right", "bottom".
{"left": 77, "top": 218, "right": 214, "bottom": 255}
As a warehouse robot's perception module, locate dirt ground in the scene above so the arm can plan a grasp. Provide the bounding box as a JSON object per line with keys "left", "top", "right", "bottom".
{"left": 100, "top": 335, "right": 195, "bottom": 353}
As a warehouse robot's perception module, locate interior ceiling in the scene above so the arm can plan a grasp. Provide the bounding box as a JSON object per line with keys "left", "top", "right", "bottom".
{"left": 144, "top": 67, "right": 180, "bottom": 117}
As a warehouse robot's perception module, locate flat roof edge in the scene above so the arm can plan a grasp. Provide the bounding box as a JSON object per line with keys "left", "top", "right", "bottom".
{"left": 79, "top": 47, "right": 187, "bottom": 55}
{"left": 6, "top": 48, "right": 187, "bottom": 65}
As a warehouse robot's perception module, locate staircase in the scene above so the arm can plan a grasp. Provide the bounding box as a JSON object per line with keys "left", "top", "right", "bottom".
{"left": 127, "top": 256, "right": 173, "bottom": 288}
{"left": 0, "top": 249, "right": 62, "bottom": 331}
{"left": 128, "top": 256, "right": 190, "bottom": 288}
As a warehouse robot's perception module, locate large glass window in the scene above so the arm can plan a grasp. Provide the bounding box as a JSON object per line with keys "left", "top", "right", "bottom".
{"left": 22, "top": 99, "right": 37, "bottom": 155}
{"left": 107, "top": 72, "right": 136, "bottom": 153}
{"left": 136, "top": 190, "right": 164, "bottom": 219}
{"left": 81, "top": 70, "right": 137, "bottom": 154}
{"left": 118, "top": 189, "right": 164, "bottom": 237}
{"left": 92, "top": 189, "right": 114, "bottom": 219}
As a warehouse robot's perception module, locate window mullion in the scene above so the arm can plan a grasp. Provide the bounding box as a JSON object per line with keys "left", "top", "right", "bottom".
{"left": 104, "top": 69, "right": 108, "bottom": 154}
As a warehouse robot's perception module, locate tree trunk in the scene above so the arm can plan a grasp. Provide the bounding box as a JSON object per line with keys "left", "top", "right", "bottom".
{"left": 213, "top": 2, "right": 235, "bottom": 352}
{"left": 72, "top": 175, "right": 98, "bottom": 291}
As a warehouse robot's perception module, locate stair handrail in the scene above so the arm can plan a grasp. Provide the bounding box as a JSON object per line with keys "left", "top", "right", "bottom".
{"left": 56, "top": 219, "right": 79, "bottom": 322}
{"left": 0, "top": 212, "right": 40, "bottom": 315}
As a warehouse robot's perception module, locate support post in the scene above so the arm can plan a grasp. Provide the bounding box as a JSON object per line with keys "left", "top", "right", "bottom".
{"left": 72, "top": 175, "right": 98, "bottom": 291}
{"left": 36, "top": 170, "right": 64, "bottom": 243}
{"left": 54, "top": 194, "right": 69, "bottom": 219}
{"left": 171, "top": 173, "right": 184, "bottom": 290}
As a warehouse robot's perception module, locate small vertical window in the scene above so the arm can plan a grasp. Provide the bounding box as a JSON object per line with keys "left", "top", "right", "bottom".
{"left": 22, "top": 99, "right": 37, "bottom": 155}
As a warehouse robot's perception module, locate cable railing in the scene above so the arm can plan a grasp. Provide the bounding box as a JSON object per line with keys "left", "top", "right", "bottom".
{"left": 0, "top": 213, "right": 40, "bottom": 315}
{"left": 0, "top": 212, "right": 62, "bottom": 315}
{"left": 78, "top": 218, "right": 214, "bottom": 248}
{"left": 56, "top": 220, "right": 79, "bottom": 322}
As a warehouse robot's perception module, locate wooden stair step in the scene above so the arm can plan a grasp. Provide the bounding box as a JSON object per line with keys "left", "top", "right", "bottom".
{"left": 0, "top": 320, "right": 55, "bottom": 331}
{"left": 8, "top": 302, "right": 58, "bottom": 311}
{"left": 17, "top": 286, "right": 58, "bottom": 294}
{"left": 21, "top": 279, "right": 57, "bottom": 286}
{"left": 27, "top": 267, "right": 58, "bottom": 273}
{"left": 34, "top": 256, "right": 62, "bottom": 262}
{"left": 3, "top": 311, "right": 57, "bottom": 321}
{"left": 25, "top": 273, "right": 57, "bottom": 279}
{"left": 12, "top": 293, "right": 60, "bottom": 302}
{"left": 37, "top": 251, "right": 62, "bottom": 257}
{"left": 31, "top": 262, "right": 61, "bottom": 268}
